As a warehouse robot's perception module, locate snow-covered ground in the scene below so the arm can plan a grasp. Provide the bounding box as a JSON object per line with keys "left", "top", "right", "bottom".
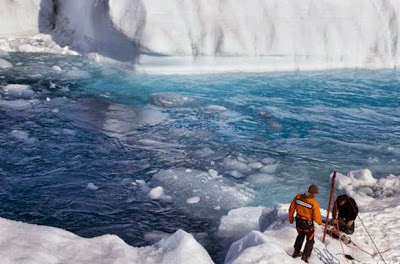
{"left": 1, "top": 169, "right": 399, "bottom": 263}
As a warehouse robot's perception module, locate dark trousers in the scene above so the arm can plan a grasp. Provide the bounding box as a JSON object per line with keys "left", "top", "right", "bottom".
{"left": 294, "top": 229, "right": 315, "bottom": 258}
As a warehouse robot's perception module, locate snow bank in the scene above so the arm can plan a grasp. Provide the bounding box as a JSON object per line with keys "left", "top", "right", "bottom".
{"left": 0, "top": 217, "right": 214, "bottom": 264}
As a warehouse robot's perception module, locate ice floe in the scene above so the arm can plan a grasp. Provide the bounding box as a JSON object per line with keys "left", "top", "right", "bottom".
{"left": 148, "top": 93, "right": 193, "bottom": 108}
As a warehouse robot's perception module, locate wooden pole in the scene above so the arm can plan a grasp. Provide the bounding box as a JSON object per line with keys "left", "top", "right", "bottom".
{"left": 322, "top": 171, "right": 336, "bottom": 243}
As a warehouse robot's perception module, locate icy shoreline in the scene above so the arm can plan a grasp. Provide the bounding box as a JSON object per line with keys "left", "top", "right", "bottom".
{"left": 1, "top": 170, "right": 399, "bottom": 264}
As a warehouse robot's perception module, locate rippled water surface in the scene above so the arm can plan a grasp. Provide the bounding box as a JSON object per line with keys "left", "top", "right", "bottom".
{"left": 0, "top": 53, "right": 399, "bottom": 262}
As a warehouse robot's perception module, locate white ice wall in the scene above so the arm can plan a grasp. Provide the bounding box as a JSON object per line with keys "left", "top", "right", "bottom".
{"left": 1, "top": 0, "right": 400, "bottom": 70}
{"left": 0, "top": 0, "right": 53, "bottom": 37}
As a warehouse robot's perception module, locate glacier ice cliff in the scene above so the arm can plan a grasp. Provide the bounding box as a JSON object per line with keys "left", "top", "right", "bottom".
{"left": 1, "top": 0, "right": 400, "bottom": 72}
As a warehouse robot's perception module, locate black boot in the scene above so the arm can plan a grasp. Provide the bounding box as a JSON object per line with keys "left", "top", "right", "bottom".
{"left": 301, "top": 255, "right": 310, "bottom": 263}
{"left": 292, "top": 250, "right": 302, "bottom": 258}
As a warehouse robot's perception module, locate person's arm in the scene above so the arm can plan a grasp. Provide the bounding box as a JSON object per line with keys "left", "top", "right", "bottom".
{"left": 313, "top": 202, "right": 322, "bottom": 225}
{"left": 288, "top": 196, "right": 296, "bottom": 224}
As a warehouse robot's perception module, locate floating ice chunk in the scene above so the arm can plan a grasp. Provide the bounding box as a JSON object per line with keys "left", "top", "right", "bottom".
{"left": 248, "top": 162, "right": 263, "bottom": 169}
{"left": 10, "top": 130, "right": 36, "bottom": 144}
{"left": 10, "top": 130, "right": 29, "bottom": 141}
{"left": 52, "top": 65, "right": 62, "bottom": 72}
{"left": 45, "top": 97, "right": 51, "bottom": 102}
{"left": 135, "top": 179, "right": 146, "bottom": 186}
{"left": 205, "top": 105, "right": 227, "bottom": 111}
{"left": 65, "top": 69, "right": 91, "bottom": 79}
{"left": 228, "top": 170, "right": 245, "bottom": 179}
{"left": 148, "top": 93, "right": 193, "bottom": 108}
{"left": 153, "top": 168, "right": 255, "bottom": 210}
{"left": 149, "top": 186, "right": 164, "bottom": 199}
{"left": 194, "top": 147, "right": 214, "bottom": 157}
{"left": 49, "top": 82, "right": 57, "bottom": 89}
{"left": 0, "top": 58, "right": 12, "bottom": 68}
{"left": 259, "top": 163, "right": 278, "bottom": 174}
{"left": 2, "top": 84, "right": 34, "bottom": 98}
{"left": 247, "top": 173, "right": 274, "bottom": 185}
{"left": 148, "top": 186, "right": 172, "bottom": 201}
{"left": 223, "top": 157, "right": 251, "bottom": 173}
{"left": 214, "top": 206, "right": 221, "bottom": 210}
{"left": 0, "top": 99, "right": 34, "bottom": 110}
{"left": 217, "top": 207, "right": 265, "bottom": 240}
{"left": 237, "top": 156, "right": 247, "bottom": 163}
{"left": 87, "top": 183, "right": 99, "bottom": 190}
{"left": 62, "top": 129, "right": 76, "bottom": 136}
{"left": 187, "top": 196, "right": 201, "bottom": 204}
{"left": 120, "top": 178, "right": 133, "bottom": 185}
{"left": 261, "top": 157, "right": 276, "bottom": 165}
{"left": 208, "top": 169, "right": 219, "bottom": 179}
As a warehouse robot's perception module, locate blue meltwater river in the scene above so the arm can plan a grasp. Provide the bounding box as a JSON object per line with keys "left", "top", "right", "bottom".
{"left": 0, "top": 53, "right": 399, "bottom": 262}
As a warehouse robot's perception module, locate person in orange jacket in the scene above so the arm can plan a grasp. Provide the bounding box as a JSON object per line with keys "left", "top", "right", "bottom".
{"left": 288, "top": 184, "right": 322, "bottom": 263}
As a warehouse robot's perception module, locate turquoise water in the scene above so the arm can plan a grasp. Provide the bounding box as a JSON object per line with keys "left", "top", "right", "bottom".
{"left": 1, "top": 53, "right": 399, "bottom": 262}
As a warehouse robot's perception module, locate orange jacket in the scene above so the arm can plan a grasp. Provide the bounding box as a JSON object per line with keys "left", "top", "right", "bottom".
{"left": 288, "top": 193, "right": 322, "bottom": 225}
